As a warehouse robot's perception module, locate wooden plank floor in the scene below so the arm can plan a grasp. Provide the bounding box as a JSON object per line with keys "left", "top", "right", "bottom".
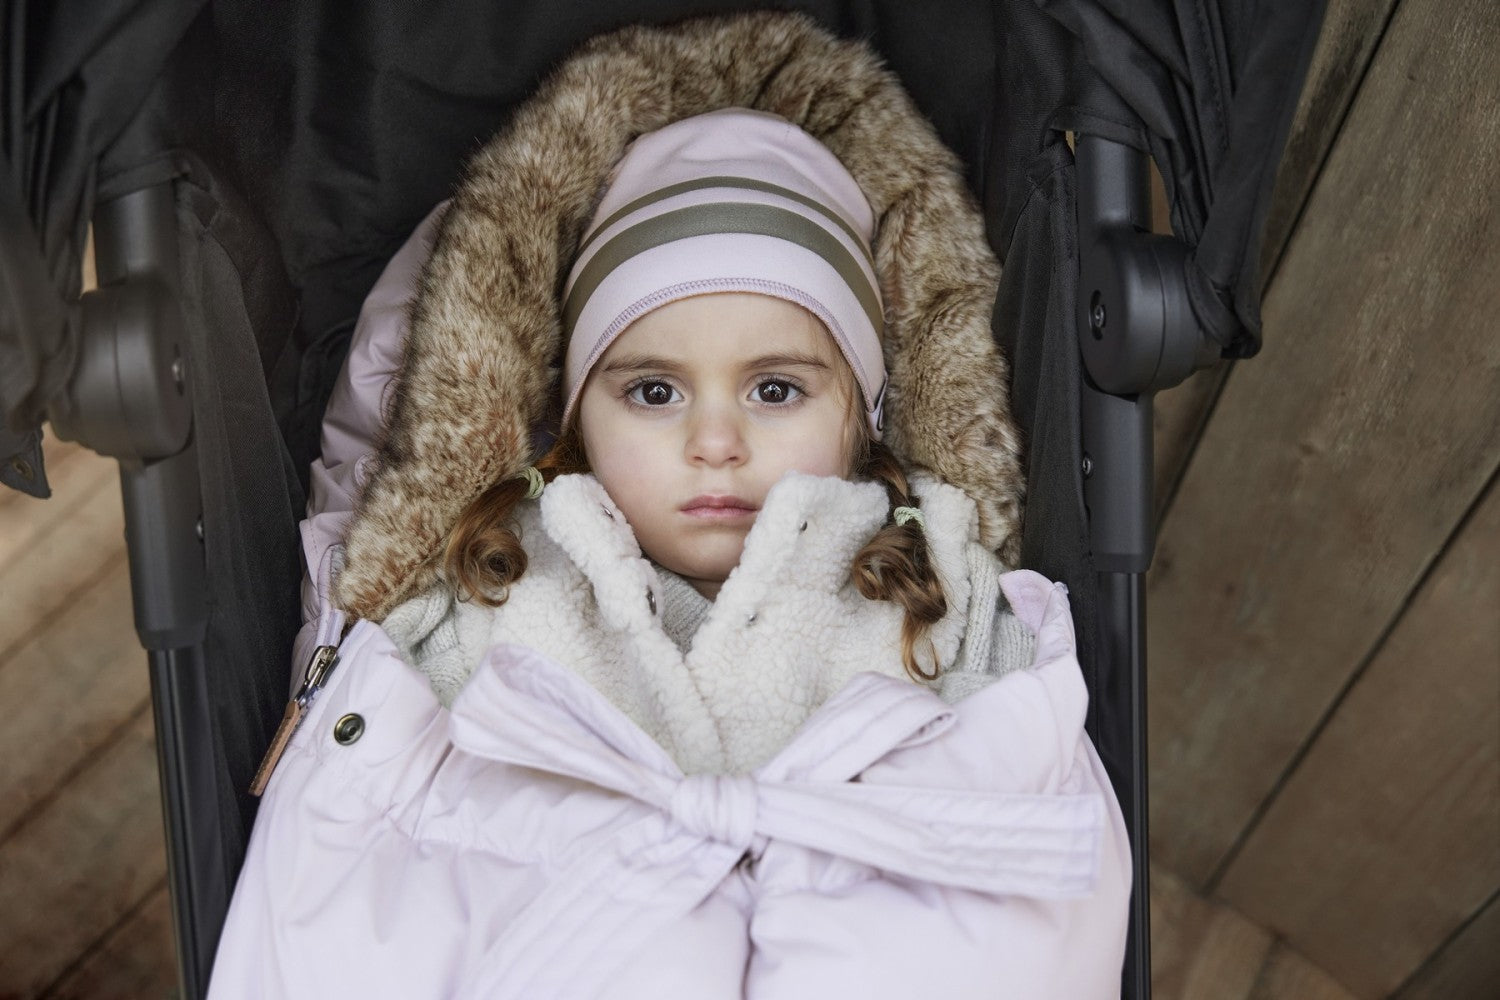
{"left": 0, "top": 434, "right": 176, "bottom": 999}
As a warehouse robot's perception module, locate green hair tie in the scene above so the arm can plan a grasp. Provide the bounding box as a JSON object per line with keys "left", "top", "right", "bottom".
{"left": 521, "top": 466, "right": 545, "bottom": 500}
{"left": 893, "top": 506, "right": 925, "bottom": 530}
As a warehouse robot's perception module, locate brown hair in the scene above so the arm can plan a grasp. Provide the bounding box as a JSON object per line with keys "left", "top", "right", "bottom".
{"left": 443, "top": 412, "right": 947, "bottom": 683}
{"left": 848, "top": 439, "right": 948, "bottom": 682}
{"left": 443, "top": 426, "right": 589, "bottom": 604}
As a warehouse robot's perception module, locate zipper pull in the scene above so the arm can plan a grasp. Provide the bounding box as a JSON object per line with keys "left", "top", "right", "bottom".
{"left": 249, "top": 644, "right": 339, "bottom": 796}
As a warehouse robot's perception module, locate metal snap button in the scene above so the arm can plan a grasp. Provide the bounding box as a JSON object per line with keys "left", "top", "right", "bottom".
{"left": 333, "top": 713, "right": 365, "bottom": 746}
{"left": 647, "top": 591, "right": 657, "bottom": 615}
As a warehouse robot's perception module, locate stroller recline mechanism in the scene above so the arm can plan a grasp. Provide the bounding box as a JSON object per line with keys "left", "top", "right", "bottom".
{"left": 1074, "top": 134, "right": 1222, "bottom": 577}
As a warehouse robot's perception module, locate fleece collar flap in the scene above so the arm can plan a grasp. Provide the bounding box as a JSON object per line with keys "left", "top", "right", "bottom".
{"left": 525, "top": 471, "right": 978, "bottom": 774}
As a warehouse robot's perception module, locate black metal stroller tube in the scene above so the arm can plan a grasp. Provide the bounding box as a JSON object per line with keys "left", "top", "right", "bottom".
{"left": 1080, "top": 401, "right": 1154, "bottom": 1000}
{"left": 57, "top": 182, "right": 224, "bottom": 1000}
{"left": 1078, "top": 371, "right": 1152, "bottom": 1000}
{"left": 144, "top": 641, "right": 221, "bottom": 999}
{"left": 1074, "top": 132, "right": 1180, "bottom": 1000}
{"left": 1094, "top": 565, "right": 1150, "bottom": 1000}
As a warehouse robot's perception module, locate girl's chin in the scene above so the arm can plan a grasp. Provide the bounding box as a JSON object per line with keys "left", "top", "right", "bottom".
{"left": 649, "top": 549, "right": 743, "bottom": 593}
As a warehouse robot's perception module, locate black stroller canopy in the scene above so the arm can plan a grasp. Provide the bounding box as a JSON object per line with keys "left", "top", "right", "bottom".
{"left": 999, "top": 0, "right": 1321, "bottom": 356}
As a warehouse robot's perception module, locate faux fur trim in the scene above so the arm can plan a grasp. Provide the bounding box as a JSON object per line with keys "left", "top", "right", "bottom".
{"left": 336, "top": 11, "right": 1024, "bottom": 622}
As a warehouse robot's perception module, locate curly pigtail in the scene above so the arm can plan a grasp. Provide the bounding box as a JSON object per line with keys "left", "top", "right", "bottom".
{"left": 443, "top": 425, "right": 589, "bottom": 604}
{"left": 850, "top": 441, "right": 948, "bottom": 682}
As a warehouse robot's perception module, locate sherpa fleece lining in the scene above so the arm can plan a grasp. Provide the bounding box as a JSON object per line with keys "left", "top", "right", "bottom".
{"left": 381, "top": 471, "right": 1035, "bottom": 775}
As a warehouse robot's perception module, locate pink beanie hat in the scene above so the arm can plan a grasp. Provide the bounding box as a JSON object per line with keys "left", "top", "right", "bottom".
{"left": 560, "top": 108, "right": 887, "bottom": 436}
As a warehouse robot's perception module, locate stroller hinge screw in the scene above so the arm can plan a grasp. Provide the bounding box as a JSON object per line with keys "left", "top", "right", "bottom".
{"left": 1081, "top": 453, "right": 1095, "bottom": 478}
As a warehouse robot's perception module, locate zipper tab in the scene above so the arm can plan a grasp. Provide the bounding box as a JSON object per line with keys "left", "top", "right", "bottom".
{"left": 299, "top": 644, "right": 339, "bottom": 704}
{"left": 249, "top": 643, "right": 340, "bottom": 796}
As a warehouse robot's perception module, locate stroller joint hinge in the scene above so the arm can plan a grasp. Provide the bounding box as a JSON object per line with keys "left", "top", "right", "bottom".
{"left": 1074, "top": 135, "right": 1219, "bottom": 397}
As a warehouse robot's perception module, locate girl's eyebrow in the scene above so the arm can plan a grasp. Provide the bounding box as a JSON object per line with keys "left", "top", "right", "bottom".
{"left": 597, "top": 353, "right": 686, "bottom": 375}
{"left": 597, "top": 352, "right": 831, "bottom": 374}
{"left": 744, "top": 353, "right": 830, "bottom": 371}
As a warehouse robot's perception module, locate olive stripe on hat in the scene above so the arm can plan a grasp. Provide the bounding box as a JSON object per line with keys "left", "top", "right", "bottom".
{"left": 563, "top": 201, "right": 885, "bottom": 337}
{"left": 574, "top": 175, "right": 877, "bottom": 272}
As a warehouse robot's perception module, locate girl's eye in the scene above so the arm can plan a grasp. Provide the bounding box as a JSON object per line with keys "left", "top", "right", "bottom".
{"left": 753, "top": 379, "right": 802, "bottom": 405}
{"left": 627, "top": 381, "right": 681, "bottom": 406}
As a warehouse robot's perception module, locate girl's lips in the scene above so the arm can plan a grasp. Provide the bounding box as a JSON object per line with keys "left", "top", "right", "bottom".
{"left": 680, "top": 495, "right": 759, "bottom": 520}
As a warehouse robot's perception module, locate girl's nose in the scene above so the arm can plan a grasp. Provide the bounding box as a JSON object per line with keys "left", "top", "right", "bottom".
{"left": 686, "top": 403, "right": 747, "bottom": 467}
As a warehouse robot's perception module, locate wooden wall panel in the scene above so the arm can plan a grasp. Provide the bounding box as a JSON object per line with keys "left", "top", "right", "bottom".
{"left": 1151, "top": 865, "right": 1276, "bottom": 1000}
{"left": 1246, "top": 946, "right": 1367, "bottom": 1000}
{"left": 39, "top": 883, "right": 175, "bottom": 1000}
{"left": 1146, "top": 0, "right": 1500, "bottom": 888}
{"left": 0, "top": 712, "right": 167, "bottom": 996}
{"left": 1150, "top": 865, "right": 1358, "bottom": 1000}
{"left": 1153, "top": 0, "right": 1395, "bottom": 528}
{"left": 1153, "top": 364, "right": 1228, "bottom": 525}
{"left": 0, "top": 439, "right": 142, "bottom": 835}
{"left": 0, "top": 435, "right": 119, "bottom": 662}
{"left": 1259, "top": 0, "right": 1401, "bottom": 283}
{"left": 0, "top": 438, "right": 171, "bottom": 998}
{"left": 0, "top": 561, "right": 145, "bottom": 832}
{"left": 1393, "top": 892, "right": 1500, "bottom": 1000}
{"left": 1216, "top": 478, "right": 1500, "bottom": 997}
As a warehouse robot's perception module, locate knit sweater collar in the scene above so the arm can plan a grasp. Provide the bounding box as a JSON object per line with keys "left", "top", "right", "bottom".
{"left": 656, "top": 568, "right": 713, "bottom": 653}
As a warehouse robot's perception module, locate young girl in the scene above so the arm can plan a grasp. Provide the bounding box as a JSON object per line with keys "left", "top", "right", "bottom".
{"left": 212, "top": 13, "right": 1129, "bottom": 999}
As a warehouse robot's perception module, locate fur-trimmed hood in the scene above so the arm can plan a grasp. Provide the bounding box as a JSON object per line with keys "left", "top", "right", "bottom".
{"left": 335, "top": 11, "right": 1024, "bottom": 622}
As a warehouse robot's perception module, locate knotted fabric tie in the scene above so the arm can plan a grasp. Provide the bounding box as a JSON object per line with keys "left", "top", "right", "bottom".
{"left": 450, "top": 645, "right": 1104, "bottom": 999}
{"left": 669, "top": 774, "right": 758, "bottom": 847}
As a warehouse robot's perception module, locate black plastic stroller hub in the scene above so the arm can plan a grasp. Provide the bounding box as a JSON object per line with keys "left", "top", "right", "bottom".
{"left": 54, "top": 274, "right": 190, "bottom": 460}
{"left": 50, "top": 182, "right": 209, "bottom": 649}
{"left": 1075, "top": 136, "right": 1219, "bottom": 400}
{"left": 1073, "top": 133, "right": 1222, "bottom": 578}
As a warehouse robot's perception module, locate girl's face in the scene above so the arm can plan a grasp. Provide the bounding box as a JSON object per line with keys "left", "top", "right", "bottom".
{"left": 577, "top": 292, "right": 860, "bottom": 599}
